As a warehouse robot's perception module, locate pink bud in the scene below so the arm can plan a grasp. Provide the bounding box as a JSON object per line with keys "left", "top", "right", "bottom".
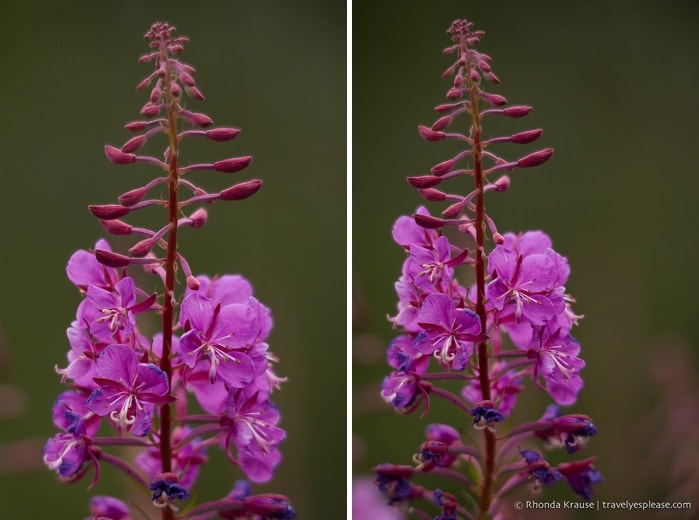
{"left": 413, "top": 214, "right": 445, "bottom": 229}
{"left": 503, "top": 105, "right": 533, "bottom": 118}
{"left": 140, "top": 103, "right": 161, "bottom": 117}
{"left": 179, "top": 71, "right": 196, "bottom": 86}
{"left": 511, "top": 129, "right": 543, "bottom": 144}
{"left": 186, "top": 86, "right": 205, "bottom": 101}
{"left": 418, "top": 125, "right": 446, "bottom": 141}
{"left": 99, "top": 219, "right": 133, "bottom": 235}
{"left": 469, "top": 69, "right": 480, "bottom": 82}
{"left": 189, "top": 208, "right": 208, "bottom": 227}
{"left": 136, "top": 76, "right": 153, "bottom": 91}
{"left": 418, "top": 188, "right": 447, "bottom": 202}
{"left": 446, "top": 87, "right": 463, "bottom": 100}
{"left": 434, "top": 103, "right": 458, "bottom": 114}
{"left": 220, "top": 179, "right": 263, "bottom": 201}
{"left": 170, "top": 82, "right": 182, "bottom": 97}
{"left": 149, "top": 86, "right": 162, "bottom": 103}
{"left": 431, "top": 159, "right": 455, "bottom": 176}
{"left": 105, "top": 145, "right": 136, "bottom": 165}
{"left": 186, "top": 275, "right": 201, "bottom": 290}
{"left": 138, "top": 53, "right": 155, "bottom": 65}
{"left": 118, "top": 187, "right": 147, "bottom": 206}
{"left": 484, "top": 72, "right": 500, "bottom": 84}
{"left": 88, "top": 204, "right": 130, "bottom": 220}
{"left": 407, "top": 175, "right": 441, "bottom": 189}
{"left": 95, "top": 249, "right": 131, "bottom": 268}
{"left": 187, "top": 112, "right": 213, "bottom": 127}
{"left": 129, "top": 238, "right": 154, "bottom": 258}
{"left": 121, "top": 135, "right": 148, "bottom": 153}
{"left": 214, "top": 156, "right": 253, "bottom": 173}
{"left": 493, "top": 232, "right": 505, "bottom": 245}
{"left": 493, "top": 175, "right": 510, "bottom": 192}
{"left": 442, "top": 200, "right": 466, "bottom": 219}
{"left": 477, "top": 60, "right": 491, "bottom": 72}
{"left": 431, "top": 115, "right": 452, "bottom": 131}
{"left": 481, "top": 93, "right": 508, "bottom": 106}
{"left": 518, "top": 148, "right": 554, "bottom": 168}
{"left": 206, "top": 128, "right": 241, "bottom": 141}
{"left": 125, "top": 121, "right": 152, "bottom": 132}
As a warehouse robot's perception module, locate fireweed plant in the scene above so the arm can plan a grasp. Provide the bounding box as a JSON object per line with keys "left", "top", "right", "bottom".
{"left": 374, "top": 20, "right": 602, "bottom": 519}
{"left": 43, "top": 23, "right": 295, "bottom": 520}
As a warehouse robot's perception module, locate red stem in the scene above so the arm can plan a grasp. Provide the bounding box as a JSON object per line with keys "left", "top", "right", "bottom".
{"left": 158, "top": 55, "right": 180, "bottom": 520}
{"left": 466, "top": 57, "right": 496, "bottom": 519}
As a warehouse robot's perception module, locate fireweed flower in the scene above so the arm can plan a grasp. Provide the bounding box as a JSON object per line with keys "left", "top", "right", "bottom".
{"left": 371, "top": 18, "right": 601, "bottom": 518}
{"left": 44, "top": 22, "right": 293, "bottom": 518}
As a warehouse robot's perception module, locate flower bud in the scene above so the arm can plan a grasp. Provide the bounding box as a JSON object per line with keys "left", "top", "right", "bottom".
{"left": 220, "top": 179, "right": 263, "bottom": 201}
{"left": 442, "top": 200, "right": 466, "bottom": 219}
{"left": 417, "top": 188, "right": 447, "bottom": 202}
{"left": 95, "top": 249, "right": 131, "bottom": 268}
{"left": 140, "top": 103, "right": 161, "bottom": 117}
{"left": 503, "top": 105, "right": 533, "bottom": 118}
{"left": 121, "top": 135, "right": 148, "bottom": 154}
{"left": 431, "top": 115, "right": 452, "bottom": 131}
{"left": 214, "top": 156, "right": 253, "bottom": 173}
{"left": 99, "top": 219, "right": 133, "bottom": 235}
{"left": 518, "top": 148, "right": 554, "bottom": 168}
{"left": 185, "top": 111, "right": 213, "bottom": 127}
{"left": 88, "top": 204, "right": 130, "bottom": 220}
{"left": 418, "top": 126, "right": 446, "bottom": 141}
{"left": 118, "top": 187, "right": 148, "bottom": 206}
{"left": 105, "top": 145, "right": 136, "bottom": 165}
{"left": 185, "top": 86, "right": 205, "bottom": 101}
{"left": 129, "top": 238, "right": 155, "bottom": 258}
{"left": 511, "top": 129, "right": 543, "bottom": 144}
{"left": 179, "top": 71, "right": 196, "bottom": 86}
{"left": 413, "top": 213, "right": 445, "bottom": 229}
{"left": 125, "top": 121, "right": 153, "bottom": 132}
{"left": 206, "top": 128, "right": 241, "bottom": 141}
{"left": 188, "top": 208, "right": 208, "bottom": 227}
{"left": 407, "top": 175, "right": 441, "bottom": 189}
{"left": 431, "top": 159, "right": 455, "bottom": 176}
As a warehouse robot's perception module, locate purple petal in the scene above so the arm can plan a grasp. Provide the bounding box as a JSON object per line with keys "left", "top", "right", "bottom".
{"left": 416, "top": 293, "right": 453, "bottom": 326}
{"left": 135, "top": 363, "right": 170, "bottom": 398}
{"left": 95, "top": 344, "right": 137, "bottom": 383}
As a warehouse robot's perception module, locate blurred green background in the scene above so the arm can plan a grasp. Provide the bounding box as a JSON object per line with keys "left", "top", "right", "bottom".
{"left": 0, "top": 2, "right": 345, "bottom": 519}
{"left": 353, "top": 1, "right": 699, "bottom": 518}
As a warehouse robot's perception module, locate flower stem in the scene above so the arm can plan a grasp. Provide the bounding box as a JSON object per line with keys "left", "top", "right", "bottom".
{"left": 466, "top": 56, "right": 496, "bottom": 519}
{"left": 159, "top": 56, "right": 180, "bottom": 520}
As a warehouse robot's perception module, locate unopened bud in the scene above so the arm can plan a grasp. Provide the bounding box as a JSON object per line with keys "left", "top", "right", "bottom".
{"left": 418, "top": 188, "right": 447, "bottom": 202}
{"left": 518, "top": 148, "right": 554, "bottom": 168}
{"left": 214, "top": 156, "right": 253, "bottom": 173}
{"left": 493, "top": 232, "right": 505, "bottom": 245}
{"left": 105, "top": 145, "right": 136, "bottom": 165}
{"left": 484, "top": 71, "right": 500, "bottom": 84}
{"left": 206, "top": 128, "right": 241, "bottom": 141}
{"left": 413, "top": 214, "right": 445, "bottom": 229}
{"left": 446, "top": 87, "right": 463, "bottom": 100}
{"left": 511, "top": 129, "right": 543, "bottom": 144}
{"left": 442, "top": 200, "right": 466, "bottom": 219}
{"left": 407, "top": 175, "right": 441, "bottom": 189}
{"left": 503, "top": 105, "right": 533, "bottom": 118}
{"left": 185, "top": 86, "right": 205, "bottom": 101}
{"left": 89, "top": 204, "right": 130, "bottom": 220}
{"left": 493, "top": 175, "right": 510, "bottom": 192}
{"left": 125, "top": 121, "right": 152, "bottom": 132}
{"left": 118, "top": 187, "right": 147, "bottom": 206}
{"left": 186, "top": 111, "right": 213, "bottom": 127}
{"left": 129, "top": 238, "right": 154, "bottom": 258}
{"left": 220, "top": 179, "right": 263, "bottom": 201}
{"left": 95, "top": 249, "right": 131, "bottom": 268}
{"left": 418, "top": 125, "right": 446, "bottom": 141}
{"left": 179, "top": 71, "right": 196, "bottom": 86}
{"left": 186, "top": 275, "right": 201, "bottom": 290}
{"left": 431, "top": 159, "right": 455, "bottom": 176}
{"left": 99, "top": 219, "right": 133, "bottom": 235}
{"left": 189, "top": 208, "right": 208, "bottom": 227}
{"left": 431, "top": 115, "right": 452, "bottom": 132}
{"left": 149, "top": 86, "right": 162, "bottom": 104}
{"left": 170, "top": 82, "right": 182, "bottom": 97}
{"left": 121, "top": 135, "right": 148, "bottom": 154}
{"left": 140, "top": 103, "right": 161, "bottom": 117}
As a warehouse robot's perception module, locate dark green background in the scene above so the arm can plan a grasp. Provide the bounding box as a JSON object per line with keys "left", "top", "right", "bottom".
{"left": 353, "top": 2, "right": 699, "bottom": 518}
{"left": 0, "top": 2, "right": 345, "bottom": 519}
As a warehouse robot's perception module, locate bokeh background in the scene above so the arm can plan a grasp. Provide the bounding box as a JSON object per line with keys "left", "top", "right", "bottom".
{"left": 0, "top": 2, "right": 345, "bottom": 519}
{"left": 353, "top": 2, "right": 699, "bottom": 519}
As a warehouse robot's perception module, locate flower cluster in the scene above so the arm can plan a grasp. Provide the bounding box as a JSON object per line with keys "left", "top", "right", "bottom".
{"left": 44, "top": 22, "right": 293, "bottom": 519}
{"left": 374, "top": 19, "right": 600, "bottom": 518}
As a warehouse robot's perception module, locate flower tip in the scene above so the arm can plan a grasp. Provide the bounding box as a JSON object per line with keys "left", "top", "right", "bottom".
{"left": 407, "top": 175, "right": 441, "bottom": 189}
{"left": 206, "top": 127, "right": 241, "bottom": 142}
{"left": 88, "top": 204, "right": 130, "bottom": 220}
{"left": 118, "top": 187, "right": 148, "bottom": 206}
{"left": 186, "top": 275, "right": 201, "bottom": 290}
{"left": 503, "top": 105, "right": 533, "bottom": 118}
{"left": 105, "top": 145, "right": 136, "bottom": 165}
{"left": 418, "top": 125, "right": 446, "bottom": 141}
{"left": 413, "top": 213, "right": 445, "bottom": 229}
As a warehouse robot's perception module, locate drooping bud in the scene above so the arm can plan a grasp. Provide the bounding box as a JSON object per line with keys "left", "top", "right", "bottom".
{"left": 441, "top": 200, "right": 467, "bottom": 219}
{"left": 431, "top": 115, "right": 452, "bottom": 131}
{"left": 220, "top": 179, "right": 263, "bottom": 201}
{"left": 105, "top": 145, "right": 136, "bottom": 165}
{"left": 129, "top": 238, "right": 155, "bottom": 258}
{"left": 214, "top": 156, "right": 253, "bottom": 173}
{"left": 188, "top": 208, "right": 208, "bottom": 227}
{"left": 140, "top": 103, "right": 161, "bottom": 117}
{"left": 99, "top": 219, "right": 133, "bottom": 235}
{"left": 431, "top": 159, "right": 455, "bottom": 176}
{"left": 417, "top": 188, "right": 447, "bottom": 202}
